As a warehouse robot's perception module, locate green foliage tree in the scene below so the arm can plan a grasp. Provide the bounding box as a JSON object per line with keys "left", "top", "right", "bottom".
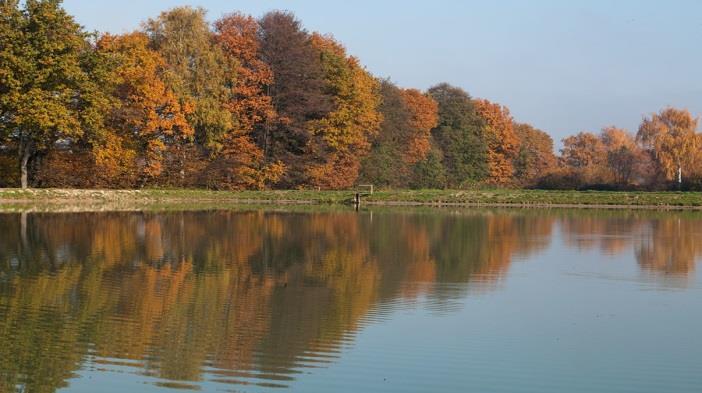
{"left": 411, "top": 148, "right": 447, "bottom": 189}
{"left": 360, "top": 80, "right": 439, "bottom": 189}
{"left": 144, "top": 7, "right": 233, "bottom": 153}
{"left": 427, "top": 83, "right": 488, "bottom": 187}
{"left": 0, "top": 0, "right": 111, "bottom": 188}
{"left": 360, "top": 80, "right": 411, "bottom": 187}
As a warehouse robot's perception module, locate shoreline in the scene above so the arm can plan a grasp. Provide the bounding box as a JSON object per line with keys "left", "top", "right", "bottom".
{"left": 1, "top": 188, "right": 702, "bottom": 211}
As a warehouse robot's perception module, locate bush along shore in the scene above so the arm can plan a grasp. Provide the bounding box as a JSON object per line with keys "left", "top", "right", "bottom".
{"left": 1, "top": 189, "right": 702, "bottom": 210}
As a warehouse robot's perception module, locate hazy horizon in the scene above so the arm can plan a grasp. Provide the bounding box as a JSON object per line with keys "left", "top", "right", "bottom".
{"left": 63, "top": 0, "right": 702, "bottom": 147}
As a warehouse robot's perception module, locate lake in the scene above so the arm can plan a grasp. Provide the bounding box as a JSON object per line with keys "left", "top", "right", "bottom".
{"left": 1, "top": 207, "right": 701, "bottom": 392}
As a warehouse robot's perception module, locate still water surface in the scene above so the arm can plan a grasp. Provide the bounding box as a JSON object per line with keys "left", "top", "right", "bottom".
{"left": 1, "top": 208, "right": 701, "bottom": 392}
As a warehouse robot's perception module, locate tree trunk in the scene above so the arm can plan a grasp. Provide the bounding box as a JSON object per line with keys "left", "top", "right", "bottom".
{"left": 20, "top": 147, "right": 30, "bottom": 189}
{"left": 677, "top": 164, "right": 682, "bottom": 187}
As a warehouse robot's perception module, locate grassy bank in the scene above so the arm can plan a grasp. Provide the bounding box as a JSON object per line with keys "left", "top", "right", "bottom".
{"left": 1, "top": 188, "right": 702, "bottom": 209}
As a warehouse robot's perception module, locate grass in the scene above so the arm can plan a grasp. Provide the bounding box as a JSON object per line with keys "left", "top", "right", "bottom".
{"left": 366, "top": 189, "right": 702, "bottom": 207}
{"left": 1, "top": 188, "right": 702, "bottom": 209}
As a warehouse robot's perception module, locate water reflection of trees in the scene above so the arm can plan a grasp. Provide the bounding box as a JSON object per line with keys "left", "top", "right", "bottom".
{"left": 557, "top": 210, "right": 702, "bottom": 275}
{"left": 0, "top": 210, "right": 553, "bottom": 391}
{"left": 0, "top": 209, "right": 701, "bottom": 391}
{"left": 634, "top": 217, "right": 702, "bottom": 275}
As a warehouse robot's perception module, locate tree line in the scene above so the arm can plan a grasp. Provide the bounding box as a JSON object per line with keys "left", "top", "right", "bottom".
{"left": 0, "top": 1, "right": 699, "bottom": 190}
{"left": 548, "top": 108, "right": 701, "bottom": 190}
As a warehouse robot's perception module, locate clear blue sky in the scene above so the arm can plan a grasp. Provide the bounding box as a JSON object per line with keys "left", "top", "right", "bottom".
{"left": 63, "top": 0, "right": 702, "bottom": 147}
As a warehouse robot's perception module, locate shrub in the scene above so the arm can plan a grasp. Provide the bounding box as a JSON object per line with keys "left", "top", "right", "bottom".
{"left": 534, "top": 168, "right": 583, "bottom": 190}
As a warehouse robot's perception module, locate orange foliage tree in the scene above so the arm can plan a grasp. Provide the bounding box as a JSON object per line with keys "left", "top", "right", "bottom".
{"left": 557, "top": 128, "right": 652, "bottom": 187}
{"left": 600, "top": 126, "right": 648, "bottom": 185}
{"left": 474, "top": 99, "right": 520, "bottom": 184}
{"left": 560, "top": 131, "right": 607, "bottom": 184}
{"left": 214, "top": 13, "right": 275, "bottom": 134}
{"left": 601, "top": 126, "right": 636, "bottom": 151}
{"left": 561, "top": 132, "right": 606, "bottom": 169}
{"left": 97, "top": 32, "right": 193, "bottom": 185}
{"left": 513, "top": 122, "right": 557, "bottom": 185}
{"left": 210, "top": 13, "right": 284, "bottom": 189}
{"left": 399, "top": 89, "right": 439, "bottom": 165}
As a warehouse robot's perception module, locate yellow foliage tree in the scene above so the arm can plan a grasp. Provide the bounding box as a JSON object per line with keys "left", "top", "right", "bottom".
{"left": 305, "top": 34, "right": 382, "bottom": 189}
{"left": 637, "top": 107, "right": 700, "bottom": 185}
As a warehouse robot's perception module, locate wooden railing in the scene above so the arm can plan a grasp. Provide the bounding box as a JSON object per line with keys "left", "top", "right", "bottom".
{"left": 357, "top": 184, "right": 374, "bottom": 195}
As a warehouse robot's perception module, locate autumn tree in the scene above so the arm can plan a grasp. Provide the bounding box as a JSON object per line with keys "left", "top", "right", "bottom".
{"left": 401, "top": 89, "right": 441, "bottom": 189}
{"left": 360, "top": 81, "right": 439, "bottom": 188}
{"left": 144, "top": 7, "right": 232, "bottom": 153}
{"left": 258, "top": 11, "right": 333, "bottom": 186}
{"left": 0, "top": 0, "right": 111, "bottom": 188}
{"left": 427, "top": 83, "right": 488, "bottom": 187}
{"left": 599, "top": 127, "right": 644, "bottom": 185}
{"left": 211, "top": 12, "right": 283, "bottom": 189}
{"left": 360, "top": 81, "right": 409, "bottom": 187}
{"left": 214, "top": 13, "right": 275, "bottom": 135}
{"left": 145, "top": 7, "right": 279, "bottom": 189}
{"left": 513, "top": 122, "right": 556, "bottom": 186}
{"left": 304, "top": 34, "right": 381, "bottom": 189}
{"left": 400, "top": 89, "right": 439, "bottom": 165}
{"left": 0, "top": 0, "right": 25, "bottom": 186}
{"left": 474, "top": 99, "right": 519, "bottom": 184}
{"left": 555, "top": 127, "right": 655, "bottom": 188}
{"left": 561, "top": 132, "right": 606, "bottom": 170}
{"left": 605, "top": 145, "right": 638, "bottom": 185}
{"left": 637, "top": 107, "right": 700, "bottom": 186}
{"left": 601, "top": 126, "right": 636, "bottom": 151}
{"left": 97, "top": 32, "right": 193, "bottom": 185}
